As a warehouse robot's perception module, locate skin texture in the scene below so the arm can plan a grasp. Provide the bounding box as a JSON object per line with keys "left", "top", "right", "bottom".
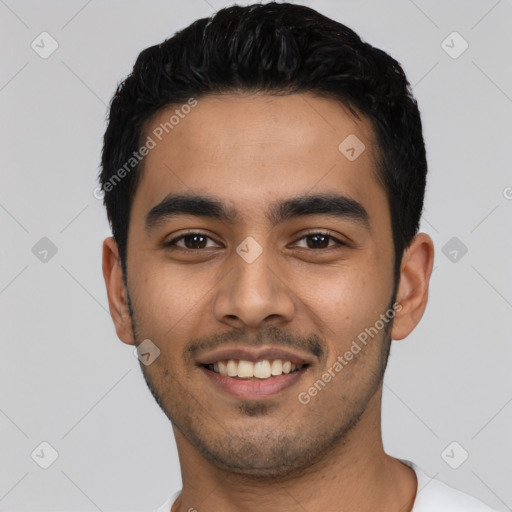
{"left": 102, "top": 92, "right": 434, "bottom": 511}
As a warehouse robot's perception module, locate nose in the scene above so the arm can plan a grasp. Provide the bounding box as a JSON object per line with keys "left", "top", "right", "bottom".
{"left": 212, "top": 243, "right": 295, "bottom": 329}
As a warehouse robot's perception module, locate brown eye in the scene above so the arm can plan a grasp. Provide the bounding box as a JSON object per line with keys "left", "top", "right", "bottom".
{"left": 295, "top": 232, "right": 345, "bottom": 249}
{"left": 166, "top": 233, "right": 217, "bottom": 249}
{"left": 306, "top": 233, "right": 330, "bottom": 249}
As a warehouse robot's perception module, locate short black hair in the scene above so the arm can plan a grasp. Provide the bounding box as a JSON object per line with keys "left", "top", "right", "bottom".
{"left": 99, "top": 2, "right": 427, "bottom": 282}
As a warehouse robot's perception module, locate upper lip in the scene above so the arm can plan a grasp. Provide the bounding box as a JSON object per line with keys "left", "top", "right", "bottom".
{"left": 196, "top": 346, "right": 315, "bottom": 366}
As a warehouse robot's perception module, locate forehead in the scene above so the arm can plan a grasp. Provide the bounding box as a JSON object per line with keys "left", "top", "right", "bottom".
{"left": 132, "top": 92, "right": 387, "bottom": 226}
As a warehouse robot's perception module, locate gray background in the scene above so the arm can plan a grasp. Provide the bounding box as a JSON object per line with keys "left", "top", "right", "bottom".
{"left": 1, "top": 0, "right": 511, "bottom": 511}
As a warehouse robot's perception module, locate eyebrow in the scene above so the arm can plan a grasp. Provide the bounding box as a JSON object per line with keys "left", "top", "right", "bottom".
{"left": 145, "top": 192, "right": 370, "bottom": 232}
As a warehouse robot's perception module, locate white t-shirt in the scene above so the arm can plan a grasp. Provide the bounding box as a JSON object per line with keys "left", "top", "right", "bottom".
{"left": 152, "top": 459, "right": 498, "bottom": 511}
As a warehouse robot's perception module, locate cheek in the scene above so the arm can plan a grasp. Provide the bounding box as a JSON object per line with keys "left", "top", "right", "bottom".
{"left": 295, "top": 257, "right": 392, "bottom": 340}
{"left": 129, "top": 262, "right": 211, "bottom": 334}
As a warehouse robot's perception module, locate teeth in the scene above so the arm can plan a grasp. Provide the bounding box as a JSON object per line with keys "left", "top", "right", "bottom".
{"left": 218, "top": 360, "right": 228, "bottom": 376}
{"left": 237, "top": 360, "right": 254, "bottom": 378}
{"left": 271, "top": 359, "right": 282, "bottom": 375}
{"left": 207, "top": 359, "right": 305, "bottom": 379}
{"left": 253, "top": 360, "right": 271, "bottom": 379}
{"left": 226, "top": 359, "right": 238, "bottom": 377}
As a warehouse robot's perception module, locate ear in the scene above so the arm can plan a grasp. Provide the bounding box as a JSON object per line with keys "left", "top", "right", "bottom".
{"left": 391, "top": 233, "right": 435, "bottom": 340}
{"left": 102, "top": 237, "right": 135, "bottom": 345}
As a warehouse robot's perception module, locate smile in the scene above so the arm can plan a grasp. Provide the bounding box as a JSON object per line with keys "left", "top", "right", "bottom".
{"left": 200, "top": 360, "right": 310, "bottom": 400}
{"left": 203, "top": 359, "right": 307, "bottom": 379}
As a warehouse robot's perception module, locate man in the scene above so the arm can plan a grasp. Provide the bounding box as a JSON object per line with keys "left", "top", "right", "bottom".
{"left": 99, "top": 3, "right": 497, "bottom": 511}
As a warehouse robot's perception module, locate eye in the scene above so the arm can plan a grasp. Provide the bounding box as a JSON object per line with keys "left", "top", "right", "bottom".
{"left": 165, "top": 231, "right": 347, "bottom": 251}
{"left": 165, "top": 232, "right": 220, "bottom": 250}
{"left": 294, "top": 231, "right": 346, "bottom": 250}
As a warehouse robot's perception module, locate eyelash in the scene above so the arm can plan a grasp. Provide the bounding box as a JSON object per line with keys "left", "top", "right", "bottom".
{"left": 165, "top": 230, "right": 347, "bottom": 250}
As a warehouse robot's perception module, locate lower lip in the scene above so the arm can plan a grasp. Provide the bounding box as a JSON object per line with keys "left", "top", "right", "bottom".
{"left": 200, "top": 366, "right": 308, "bottom": 400}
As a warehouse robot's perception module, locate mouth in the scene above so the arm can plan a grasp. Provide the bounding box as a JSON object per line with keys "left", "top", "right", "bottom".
{"left": 199, "top": 358, "right": 311, "bottom": 399}
{"left": 202, "top": 358, "right": 308, "bottom": 379}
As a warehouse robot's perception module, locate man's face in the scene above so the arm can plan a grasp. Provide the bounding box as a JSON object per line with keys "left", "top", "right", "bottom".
{"left": 123, "top": 93, "right": 397, "bottom": 477}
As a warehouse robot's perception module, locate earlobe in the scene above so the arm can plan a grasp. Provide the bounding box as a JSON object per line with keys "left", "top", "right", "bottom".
{"left": 391, "top": 233, "right": 435, "bottom": 341}
{"left": 102, "top": 237, "right": 135, "bottom": 345}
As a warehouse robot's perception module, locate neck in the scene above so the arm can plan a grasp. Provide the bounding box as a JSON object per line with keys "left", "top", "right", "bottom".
{"left": 171, "top": 385, "right": 417, "bottom": 512}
